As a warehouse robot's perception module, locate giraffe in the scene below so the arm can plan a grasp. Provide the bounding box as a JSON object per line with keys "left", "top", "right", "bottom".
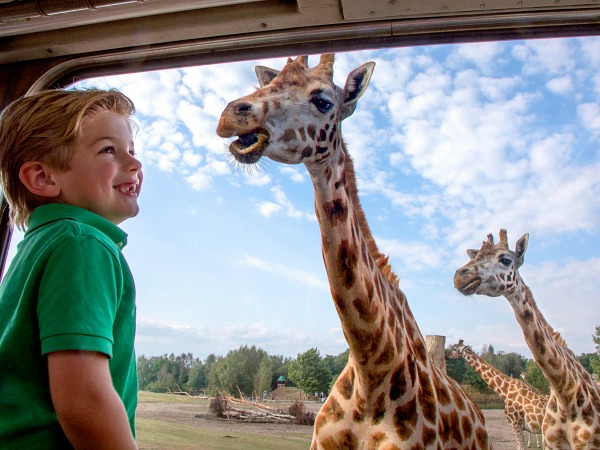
{"left": 217, "top": 54, "right": 492, "bottom": 449}
{"left": 447, "top": 340, "right": 547, "bottom": 449}
{"left": 519, "top": 371, "right": 546, "bottom": 448}
{"left": 454, "top": 229, "right": 600, "bottom": 449}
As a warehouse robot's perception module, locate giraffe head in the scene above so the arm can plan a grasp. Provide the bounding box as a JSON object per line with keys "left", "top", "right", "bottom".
{"left": 216, "top": 54, "right": 375, "bottom": 167}
{"left": 454, "top": 229, "right": 529, "bottom": 297}
{"left": 446, "top": 339, "right": 469, "bottom": 360}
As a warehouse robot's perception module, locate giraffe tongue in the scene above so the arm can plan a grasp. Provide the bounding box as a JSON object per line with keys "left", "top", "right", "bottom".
{"left": 230, "top": 129, "right": 269, "bottom": 164}
{"left": 459, "top": 278, "right": 481, "bottom": 296}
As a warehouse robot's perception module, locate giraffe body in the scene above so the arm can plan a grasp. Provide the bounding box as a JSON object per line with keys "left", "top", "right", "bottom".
{"left": 454, "top": 230, "right": 600, "bottom": 449}
{"left": 217, "top": 54, "right": 492, "bottom": 449}
{"left": 447, "top": 340, "right": 547, "bottom": 449}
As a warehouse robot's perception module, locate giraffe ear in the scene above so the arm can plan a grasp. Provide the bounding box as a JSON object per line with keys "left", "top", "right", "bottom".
{"left": 515, "top": 233, "right": 529, "bottom": 268}
{"left": 466, "top": 249, "right": 478, "bottom": 260}
{"left": 341, "top": 61, "right": 375, "bottom": 120}
{"left": 255, "top": 66, "right": 280, "bottom": 87}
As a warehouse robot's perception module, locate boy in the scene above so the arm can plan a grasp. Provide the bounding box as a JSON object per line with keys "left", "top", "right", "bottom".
{"left": 0, "top": 88, "right": 142, "bottom": 449}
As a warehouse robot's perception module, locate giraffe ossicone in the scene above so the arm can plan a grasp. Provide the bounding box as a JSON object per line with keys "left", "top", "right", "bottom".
{"left": 455, "top": 229, "right": 600, "bottom": 449}
{"left": 218, "top": 54, "right": 492, "bottom": 449}
{"left": 447, "top": 340, "right": 546, "bottom": 450}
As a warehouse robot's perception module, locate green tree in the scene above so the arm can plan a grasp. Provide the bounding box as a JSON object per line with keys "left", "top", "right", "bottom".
{"left": 187, "top": 358, "right": 207, "bottom": 393}
{"left": 462, "top": 364, "right": 489, "bottom": 392}
{"left": 206, "top": 345, "right": 269, "bottom": 396}
{"left": 254, "top": 354, "right": 274, "bottom": 398}
{"left": 523, "top": 360, "right": 550, "bottom": 395}
{"left": 578, "top": 352, "right": 600, "bottom": 378}
{"left": 323, "top": 349, "right": 349, "bottom": 378}
{"left": 593, "top": 325, "right": 600, "bottom": 353}
{"left": 491, "top": 351, "right": 527, "bottom": 378}
{"left": 446, "top": 355, "right": 468, "bottom": 384}
{"left": 267, "top": 354, "right": 293, "bottom": 389}
{"left": 288, "top": 348, "right": 332, "bottom": 397}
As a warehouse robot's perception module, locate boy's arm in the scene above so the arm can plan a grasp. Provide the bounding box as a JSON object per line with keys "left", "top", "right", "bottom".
{"left": 48, "top": 350, "right": 137, "bottom": 450}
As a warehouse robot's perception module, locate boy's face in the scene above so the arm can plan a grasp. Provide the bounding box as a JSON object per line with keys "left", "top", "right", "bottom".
{"left": 53, "top": 111, "right": 143, "bottom": 225}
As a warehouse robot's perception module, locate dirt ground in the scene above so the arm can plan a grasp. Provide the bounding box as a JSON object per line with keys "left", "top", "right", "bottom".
{"left": 137, "top": 398, "right": 532, "bottom": 449}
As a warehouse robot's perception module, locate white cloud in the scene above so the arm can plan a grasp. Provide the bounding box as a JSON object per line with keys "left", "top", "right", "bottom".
{"left": 181, "top": 151, "right": 202, "bottom": 167}
{"left": 243, "top": 171, "right": 271, "bottom": 186}
{"left": 258, "top": 201, "right": 281, "bottom": 217}
{"left": 255, "top": 185, "right": 314, "bottom": 221}
{"left": 512, "top": 39, "right": 575, "bottom": 75}
{"left": 240, "top": 255, "right": 329, "bottom": 291}
{"left": 280, "top": 166, "right": 306, "bottom": 183}
{"left": 184, "top": 160, "right": 229, "bottom": 190}
{"left": 185, "top": 171, "right": 212, "bottom": 190}
{"left": 546, "top": 76, "right": 572, "bottom": 95}
{"left": 578, "top": 102, "right": 600, "bottom": 140}
{"left": 450, "top": 41, "right": 504, "bottom": 72}
{"left": 135, "top": 317, "right": 347, "bottom": 358}
{"left": 377, "top": 237, "right": 446, "bottom": 271}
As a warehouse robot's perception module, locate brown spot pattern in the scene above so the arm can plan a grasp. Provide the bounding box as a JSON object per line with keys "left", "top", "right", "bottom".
{"left": 336, "top": 240, "right": 357, "bottom": 289}
{"left": 372, "top": 392, "right": 386, "bottom": 425}
{"left": 393, "top": 396, "right": 418, "bottom": 440}
{"left": 319, "top": 429, "right": 357, "bottom": 450}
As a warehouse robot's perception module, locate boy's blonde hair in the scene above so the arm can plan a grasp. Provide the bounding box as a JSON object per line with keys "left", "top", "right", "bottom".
{"left": 0, "top": 88, "right": 136, "bottom": 230}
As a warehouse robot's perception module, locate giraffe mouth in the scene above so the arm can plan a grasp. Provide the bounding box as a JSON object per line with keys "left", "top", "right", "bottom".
{"left": 229, "top": 128, "right": 270, "bottom": 164}
{"left": 456, "top": 277, "right": 481, "bottom": 296}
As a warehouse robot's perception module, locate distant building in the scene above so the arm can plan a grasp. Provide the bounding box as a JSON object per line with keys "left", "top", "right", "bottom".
{"left": 276, "top": 375, "right": 287, "bottom": 389}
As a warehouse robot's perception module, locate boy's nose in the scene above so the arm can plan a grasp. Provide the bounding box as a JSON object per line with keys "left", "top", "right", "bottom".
{"left": 125, "top": 153, "right": 142, "bottom": 170}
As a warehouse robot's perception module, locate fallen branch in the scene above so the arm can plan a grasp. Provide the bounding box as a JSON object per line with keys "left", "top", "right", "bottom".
{"left": 206, "top": 391, "right": 314, "bottom": 425}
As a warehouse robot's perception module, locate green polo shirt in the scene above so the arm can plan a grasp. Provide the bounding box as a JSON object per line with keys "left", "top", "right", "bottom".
{"left": 0, "top": 203, "right": 138, "bottom": 448}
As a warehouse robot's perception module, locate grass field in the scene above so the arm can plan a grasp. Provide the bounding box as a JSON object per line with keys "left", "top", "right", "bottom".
{"left": 136, "top": 391, "right": 314, "bottom": 449}
{"left": 137, "top": 418, "right": 311, "bottom": 450}
{"left": 135, "top": 391, "right": 535, "bottom": 449}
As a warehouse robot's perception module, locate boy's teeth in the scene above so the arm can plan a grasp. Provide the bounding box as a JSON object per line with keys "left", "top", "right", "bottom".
{"left": 118, "top": 184, "right": 136, "bottom": 194}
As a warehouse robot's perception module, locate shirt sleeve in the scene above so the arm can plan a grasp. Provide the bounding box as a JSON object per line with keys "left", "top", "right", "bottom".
{"left": 37, "top": 234, "right": 124, "bottom": 358}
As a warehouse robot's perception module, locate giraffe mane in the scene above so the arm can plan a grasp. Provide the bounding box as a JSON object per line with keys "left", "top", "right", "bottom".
{"left": 343, "top": 144, "right": 399, "bottom": 287}
{"left": 523, "top": 285, "right": 569, "bottom": 349}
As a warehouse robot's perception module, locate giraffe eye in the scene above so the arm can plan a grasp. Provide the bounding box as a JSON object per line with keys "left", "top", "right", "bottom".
{"left": 499, "top": 257, "right": 512, "bottom": 266}
{"left": 311, "top": 96, "right": 333, "bottom": 113}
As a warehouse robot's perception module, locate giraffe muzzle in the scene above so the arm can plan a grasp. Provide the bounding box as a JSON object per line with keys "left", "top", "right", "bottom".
{"left": 454, "top": 275, "right": 481, "bottom": 296}
{"left": 229, "top": 128, "right": 270, "bottom": 164}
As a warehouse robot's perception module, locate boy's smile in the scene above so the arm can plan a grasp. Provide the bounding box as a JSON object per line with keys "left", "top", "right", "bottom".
{"left": 53, "top": 111, "right": 143, "bottom": 224}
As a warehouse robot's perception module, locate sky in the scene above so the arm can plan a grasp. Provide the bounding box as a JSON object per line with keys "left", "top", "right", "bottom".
{"left": 7, "top": 35, "right": 600, "bottom": 361}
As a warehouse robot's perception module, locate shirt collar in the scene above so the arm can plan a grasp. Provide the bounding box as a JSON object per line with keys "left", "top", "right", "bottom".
{"left": 27, "top": 204, "right": 128, "bottom": 249}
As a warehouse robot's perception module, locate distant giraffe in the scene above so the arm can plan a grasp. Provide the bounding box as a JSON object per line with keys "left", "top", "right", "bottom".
{"left": 519, "top": 371, "right": 546, "bottom": 448}
{"left": 217, "top": 54, "right": 492, "bottom": 449}
{"left": 454, "top": 229, "right": 600, "bottom": 449}
{"left": 447, "top": 340, "right": 547, "bottom": 449}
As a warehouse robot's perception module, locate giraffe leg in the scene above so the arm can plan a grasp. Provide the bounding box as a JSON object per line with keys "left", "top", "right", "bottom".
{"left": 506, "top": 411, "right": 526, "bottom": 450}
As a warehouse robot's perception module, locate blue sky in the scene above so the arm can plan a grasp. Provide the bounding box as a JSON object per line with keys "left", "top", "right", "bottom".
{"left": 7, "top": 36, "right": 600, "bottom": 361}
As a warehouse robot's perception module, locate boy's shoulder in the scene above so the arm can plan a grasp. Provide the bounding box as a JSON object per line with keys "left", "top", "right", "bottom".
{"left": 26, "top": 204, "right": 127, "bottom": 254}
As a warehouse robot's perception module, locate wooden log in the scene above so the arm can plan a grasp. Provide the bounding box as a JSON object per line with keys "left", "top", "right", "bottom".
{"left": 426, "top": 335, "right": 447, "bottom": 373}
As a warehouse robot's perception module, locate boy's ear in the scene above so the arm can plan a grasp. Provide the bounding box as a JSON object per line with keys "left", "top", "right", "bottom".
{"left": 19, "top": 161, "right": 60, "bottom": 198}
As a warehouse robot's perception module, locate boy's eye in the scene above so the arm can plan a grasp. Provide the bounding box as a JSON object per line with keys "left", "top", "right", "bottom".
{"left": 101, "top": 146, "right": 116, "bottom": 154}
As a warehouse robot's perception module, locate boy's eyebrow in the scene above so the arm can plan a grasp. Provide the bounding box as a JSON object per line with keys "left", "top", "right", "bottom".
{"left": 92, "top": 136, "right": 135, "bottom": 147}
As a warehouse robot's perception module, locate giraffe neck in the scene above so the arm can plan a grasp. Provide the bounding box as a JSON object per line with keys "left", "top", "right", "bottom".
{"left": 506, "top": 278, "right": 591, "bottom": 405}
{"left": 460, "top": 347, "right": 513, "bottom": 401}
{"left": 521, "top": 286, "right": 568, "bottom": 348}
{"left": 307, "top": 144, "right": 426, "bottom": 378}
